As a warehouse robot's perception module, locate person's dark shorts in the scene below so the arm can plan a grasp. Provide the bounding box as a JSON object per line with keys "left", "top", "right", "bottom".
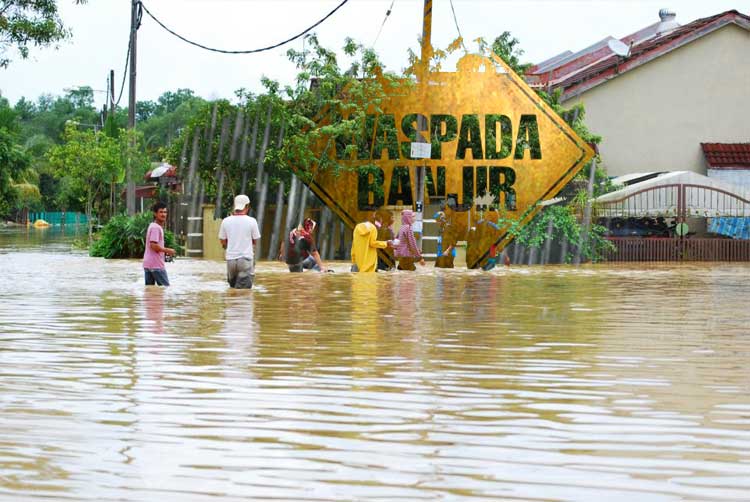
{"left": 227, "top": 257, "right": 254, "bottom": 289}
{"left": 145, "top": 268, "right": 170, "bottom": 286}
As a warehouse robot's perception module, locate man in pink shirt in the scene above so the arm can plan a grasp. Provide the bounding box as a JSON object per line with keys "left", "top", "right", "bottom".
{"left": 143, "top": 201, "right": 176, "bottom": 286}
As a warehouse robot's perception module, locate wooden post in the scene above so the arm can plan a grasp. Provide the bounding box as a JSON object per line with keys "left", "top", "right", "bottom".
{"left": 527, "top": 245, "right": 537, "bottom": 266}
{"left": 255, "top": 173, "right": 270, "bottom": 256}
{"left": 297, "top": 185, "right": 308, "bottom": 225}
{"left": 264, "top": 119, "right": 287, "bottom": 259}
{"left": 238, "top": 112, "right": 251, "bottom": 194}
{"left": 338, "top": 219, "right": 347, "bottom": 260}
{"left": 319, "top": 206, "right": 331, "bottom": 260}
{"left": 575, "top": 158, "right": 597, "bottom": 265}
{"left": 267, "top": 180, "right": 285, "bottom": 260}
{"left": 542, "top": 217, "right": 554, "bottom": 264}
{"left": 559, "top": 236, "right": 569, "bottom": 263}
{"left": 283, "top": 176, "right": 299, "bottom": 244}
{"left": 213, "top": 115, "right": 231, "bottom": 219}
{"left": 255, "top": 103, "right": 273, "bottom": 198}
{"left": 204, "top": 103, "right": 218, "bottom": 164}
{"left": 229, "top": 109, "right": 244, "bottom": 165}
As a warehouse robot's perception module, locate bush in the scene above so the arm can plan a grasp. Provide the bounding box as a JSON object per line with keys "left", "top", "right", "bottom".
{"left": 90, "top": 212, "right": 182, "bottom": 259}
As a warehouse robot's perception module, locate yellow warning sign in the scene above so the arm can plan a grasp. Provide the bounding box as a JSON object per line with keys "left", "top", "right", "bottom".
{"left": 299, "top": 53, "right": 594, "bottom": 268}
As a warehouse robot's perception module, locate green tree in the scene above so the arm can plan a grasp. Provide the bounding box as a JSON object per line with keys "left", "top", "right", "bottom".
{"left": 0, "top": 93, "right": 29, "bottom": 217}
{"left": 47, "top": 123, "right": 145, "bottom": 243}
{"left": 0, "top": 0, "right": 88, "bottom": 68}
{"left": 490, "top": 31, "right": 532, "bottom": 76}
{"left": 0, "top": 126, "right": 28, "bottom": 217}
{"left": 165, "top": 37, "right": 394, "bottom": 214}
{"left": 139, "top": 90, "right": 206, "bottom": 159}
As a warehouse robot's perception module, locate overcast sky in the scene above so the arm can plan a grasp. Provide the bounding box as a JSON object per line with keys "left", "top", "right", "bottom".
{"left": 1, "top": 0, "right": 744, "bottom": 108}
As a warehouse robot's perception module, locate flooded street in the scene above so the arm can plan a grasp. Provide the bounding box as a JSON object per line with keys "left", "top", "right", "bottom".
{"left": 1, "top": 227, "right": 749, "bottom": 501}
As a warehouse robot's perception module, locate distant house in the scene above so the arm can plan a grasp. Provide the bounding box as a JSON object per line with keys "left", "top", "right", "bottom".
{"left": 132, "top": 163, "right": 181, "bottom": 212}
{"left": 526, "top": 9, "right": 750, "bottom": 178}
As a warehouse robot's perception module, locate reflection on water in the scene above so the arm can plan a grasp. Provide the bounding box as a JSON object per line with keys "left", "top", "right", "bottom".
{"left": 1, "top": 228, "right": 749, "bottom": 501}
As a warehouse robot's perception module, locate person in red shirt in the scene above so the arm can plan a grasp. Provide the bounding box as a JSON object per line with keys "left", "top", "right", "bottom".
{"left": 280, "top": 218, "right": 328, "bottom": 272}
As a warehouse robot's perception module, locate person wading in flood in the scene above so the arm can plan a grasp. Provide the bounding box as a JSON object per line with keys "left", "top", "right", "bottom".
{"left": 218, "top": 195, "right": 261, "bottom": 289}
{"left": 143, "top": 201, "right": 176, "bottom": 286}
{"left": 279, "top": 217, "right": 329, "bottom": 272}
{"left": 394, "top": 209, "right": 425, "bottom": 271}
{"left": 351, "top": 212, "right": 393, "bottom": 273}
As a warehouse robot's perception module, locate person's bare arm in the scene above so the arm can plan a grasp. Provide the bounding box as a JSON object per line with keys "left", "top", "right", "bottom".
{"left": 150, "top": 241, "right": 175, "bottom": 256}
{"left": 311, "top": 250, "right": 327, "bottom": 272}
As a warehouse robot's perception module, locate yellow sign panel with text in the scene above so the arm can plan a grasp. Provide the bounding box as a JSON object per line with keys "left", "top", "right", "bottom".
{"left": 303, "top": 54, "right": 594, "bottom": 268}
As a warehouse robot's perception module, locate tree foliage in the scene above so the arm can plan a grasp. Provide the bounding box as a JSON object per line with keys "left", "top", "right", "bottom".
{"left": 0, "top": 93, "right": 29, "bottom": 216}
{"left": 166, "top": 35, "right": 397, "bottom": 215}
{"left": 137, "top": 89, "right": 206, "bottom": 159}
{"left": 47, "top": 122, "right": 147, "bottom": 242}
{"left": 90, "top": 212, "right": 181, "bottom": 259}
{"left": 0, "top": 126, "right": 28, "bottom": 215}
{"left": 0, "top": 0, "right": 88, "bottom": 68}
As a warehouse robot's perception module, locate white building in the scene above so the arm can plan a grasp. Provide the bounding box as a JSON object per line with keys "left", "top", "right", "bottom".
{"left": 527, "top": 9, "right": 750, "bottom": 178}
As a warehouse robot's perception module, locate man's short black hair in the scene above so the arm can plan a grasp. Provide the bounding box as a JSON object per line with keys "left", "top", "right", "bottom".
{"left": 151, "top": 201, "right": 168, "bottom": 213}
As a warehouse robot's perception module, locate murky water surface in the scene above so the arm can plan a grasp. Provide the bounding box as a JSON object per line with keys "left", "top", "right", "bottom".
{"left": 1, "top": 226, "right": 749, "bottom": 501}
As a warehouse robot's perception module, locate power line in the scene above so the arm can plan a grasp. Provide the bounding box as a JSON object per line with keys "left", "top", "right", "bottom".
{"left": 139, "top": 0, "right": 351, "bottom": 55}
{"left": 372, "top": 0, "right": 396, "bottom": 48}
{"left": 114, "top": 42, "right": 130, "bottom": 107}
{"left": 448, "top": 0, "right": 467, "bottom": 50}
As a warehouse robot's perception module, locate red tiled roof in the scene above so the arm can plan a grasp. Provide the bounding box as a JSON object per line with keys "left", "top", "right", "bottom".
{"left": 701, "top": 143, "right": 750, "bottom": 168}
{"left": 530, "top": 10, "right": 750, "bottom": 100}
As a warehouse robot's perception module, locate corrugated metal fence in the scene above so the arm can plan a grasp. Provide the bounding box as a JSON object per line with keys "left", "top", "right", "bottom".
{"left": 28, "top": 212, "right": 88, "bottom": 225}
{"left": 604, "top": 237, "right": 750, "bottom": 262}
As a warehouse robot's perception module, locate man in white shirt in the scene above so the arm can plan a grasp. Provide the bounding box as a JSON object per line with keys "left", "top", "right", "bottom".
{"left": 218, "top": 194, "right": 261, "bottom": 289}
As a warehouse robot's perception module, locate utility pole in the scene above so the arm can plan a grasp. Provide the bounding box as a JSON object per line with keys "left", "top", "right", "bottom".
{"left": 415, "top": 0, "right": 432, "bottom": 245}
{"left": 126, "top": 0, "right": 139, "bottom": 215}
{"left": 109, "top": 69, "right": 115, "bottom": 118}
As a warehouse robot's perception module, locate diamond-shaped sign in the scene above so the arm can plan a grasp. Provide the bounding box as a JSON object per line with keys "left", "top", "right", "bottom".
{"left": 299, "top": 53, "right": 594, "bottom": 268}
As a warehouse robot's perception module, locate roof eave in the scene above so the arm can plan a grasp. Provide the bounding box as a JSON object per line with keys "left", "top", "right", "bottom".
{"left": 559, "top": 16, "right": 750, "bottom": 102}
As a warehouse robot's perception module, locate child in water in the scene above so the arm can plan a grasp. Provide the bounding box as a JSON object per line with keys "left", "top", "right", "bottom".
{"left": 394, "top": 209, "right": 425, "bottom": 271}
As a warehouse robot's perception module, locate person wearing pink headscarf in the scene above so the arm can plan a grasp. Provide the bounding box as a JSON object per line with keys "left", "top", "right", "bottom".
{"left": 394, "top": 209, "right": 425, "bottom": 271}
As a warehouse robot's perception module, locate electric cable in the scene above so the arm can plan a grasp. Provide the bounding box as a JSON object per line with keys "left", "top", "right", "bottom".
{"left": 114, "top": 42, "right": 130, "bottom": 107}
{"left": 448, "top": 0, "right": 467, "bottom": 50}
{"left": 139, "top": 0, "right": 351, "bottom": 55}
{"left": 115, "top": 2, "right": 141, "bottom": 107}
{"left": 372, "top": 0, "right": 396, "bottom": 48}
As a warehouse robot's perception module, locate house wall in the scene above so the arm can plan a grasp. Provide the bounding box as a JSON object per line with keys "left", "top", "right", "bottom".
{"left": 707, "top": 168, "right": 750, "bottom": 191}
{"left": 565, "top": 24, "right": 750, "bottom": 177}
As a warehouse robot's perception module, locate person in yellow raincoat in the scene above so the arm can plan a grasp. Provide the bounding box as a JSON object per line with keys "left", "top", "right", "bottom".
{"left": 351, "top": 212, "right": 392, "bottom": 273}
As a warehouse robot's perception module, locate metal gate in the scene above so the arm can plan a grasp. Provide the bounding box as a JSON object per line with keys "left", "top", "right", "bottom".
{"left": 604, "top": 237, "right": 750, "bottom": 261}
{"left": 599, "top": 182, "right": 750, "bottom": 262}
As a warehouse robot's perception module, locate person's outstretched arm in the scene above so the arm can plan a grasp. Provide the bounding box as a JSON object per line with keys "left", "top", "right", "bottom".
{"left": 311, "top": 250, "right": 327, "bottom": 271}
{"left": 368, "top": 226, "right": 388, "bottom": 249}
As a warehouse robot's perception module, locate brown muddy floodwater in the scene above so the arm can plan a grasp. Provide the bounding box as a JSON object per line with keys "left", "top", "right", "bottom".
{"left": 1, "top": 226, "right": 749, "bottom": 502}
